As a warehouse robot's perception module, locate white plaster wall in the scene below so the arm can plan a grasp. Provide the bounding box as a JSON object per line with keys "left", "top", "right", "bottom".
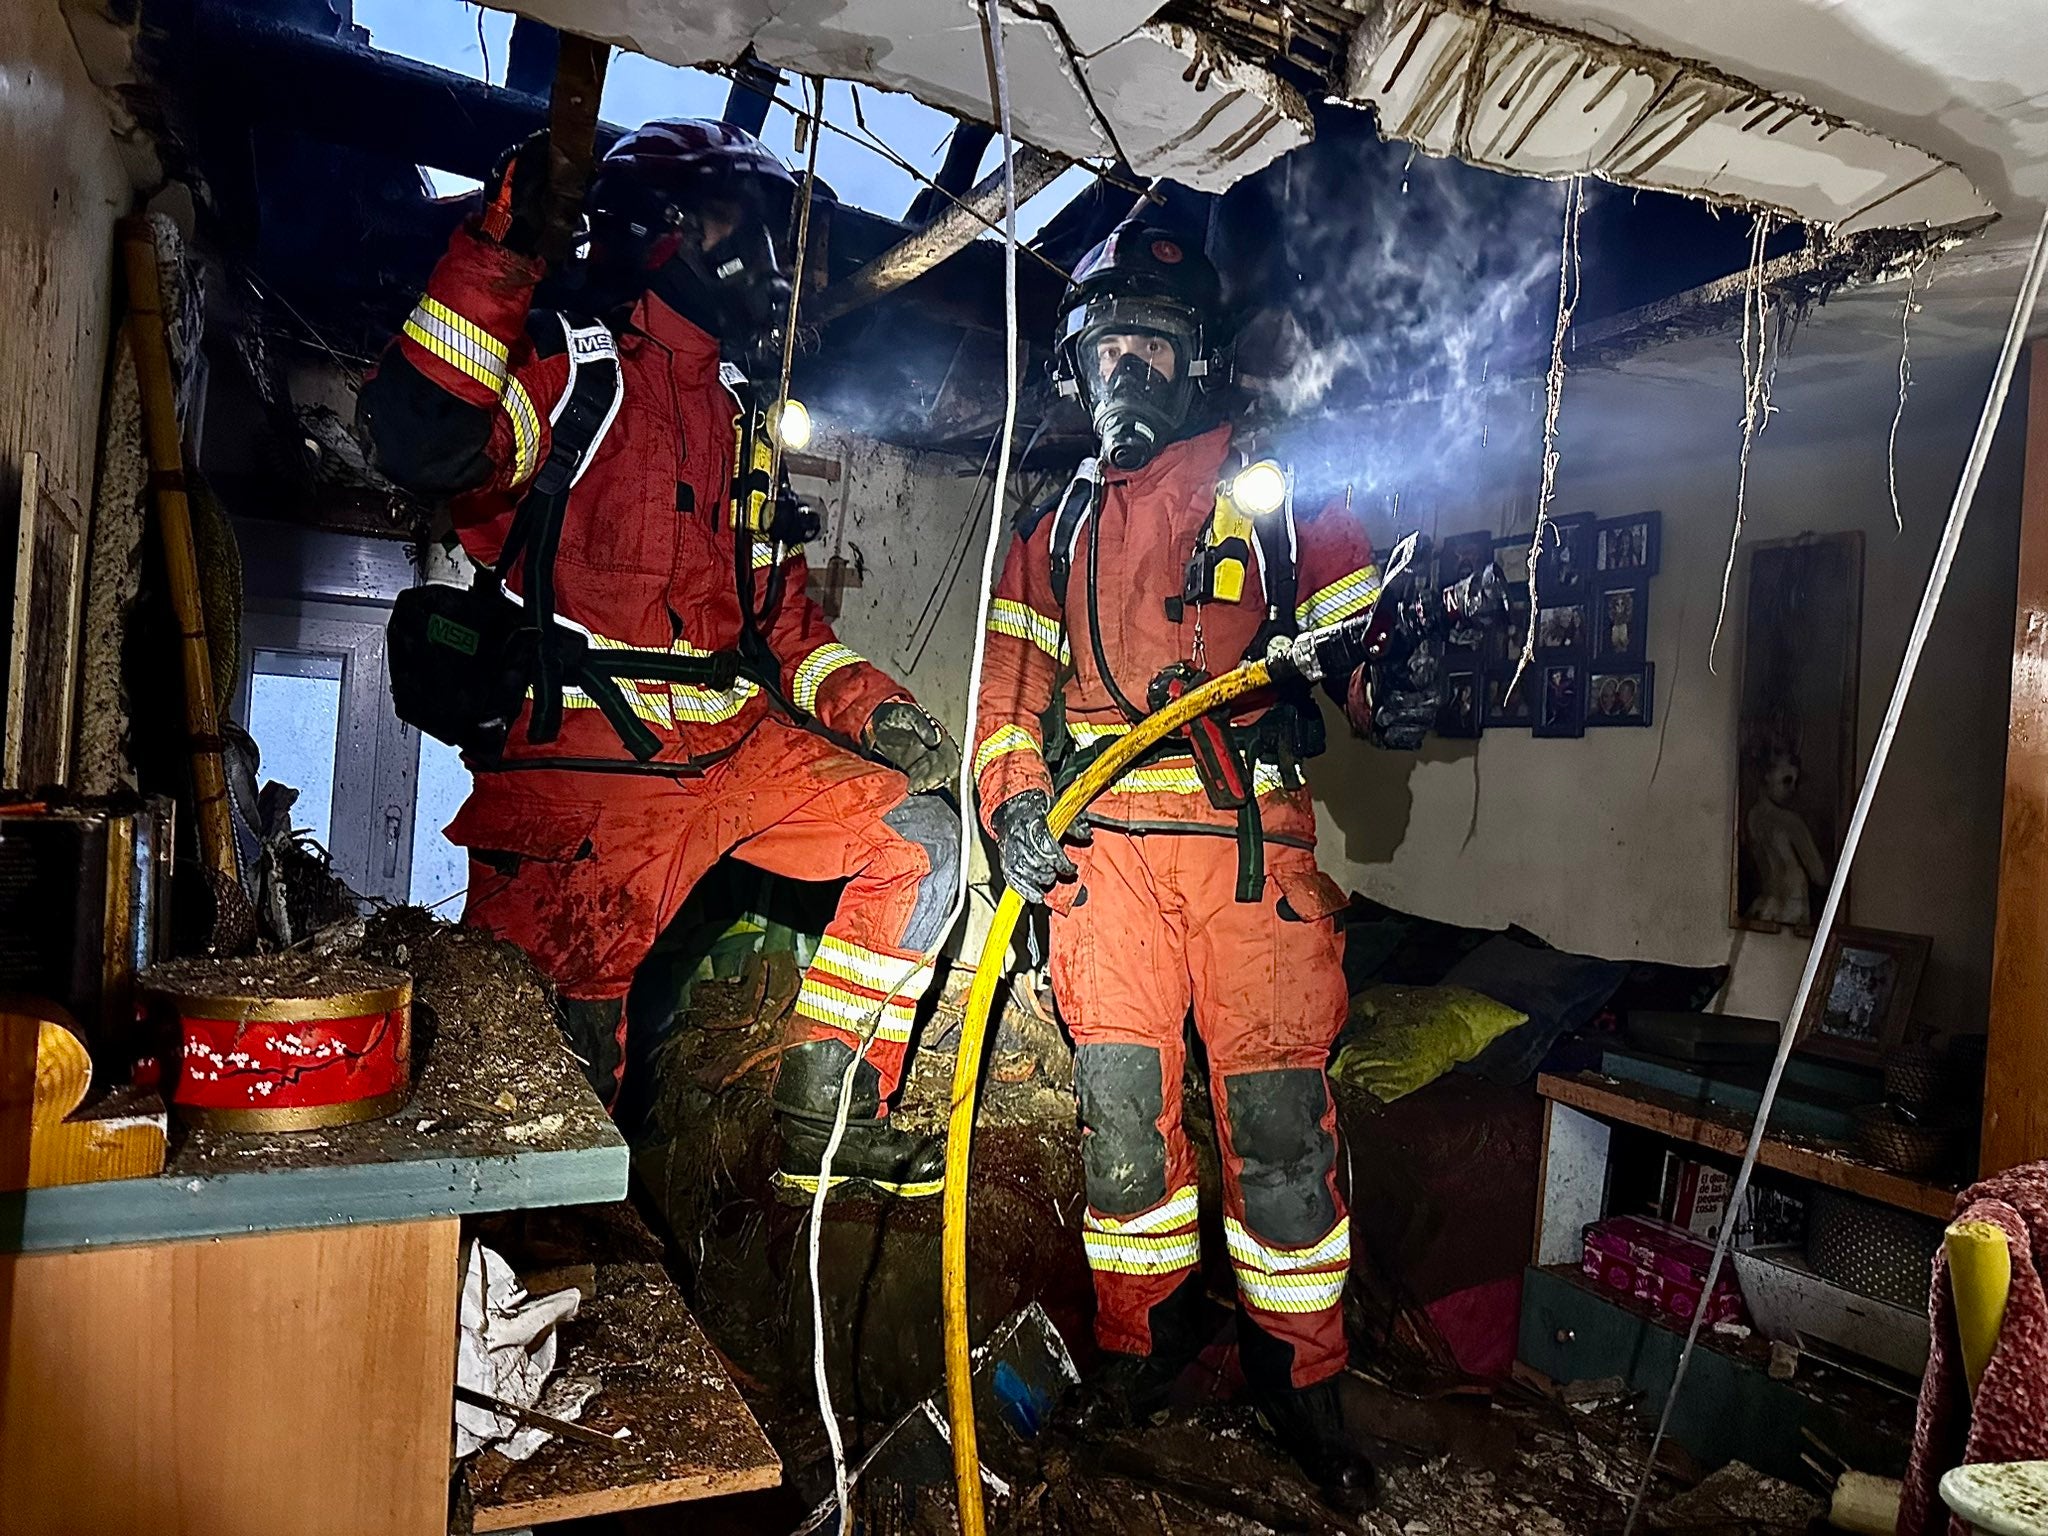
{"left": 1306, "top": 329, "right": 2024, "bottom": 1037}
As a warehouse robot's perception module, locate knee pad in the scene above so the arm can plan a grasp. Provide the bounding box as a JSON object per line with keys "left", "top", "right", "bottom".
{"left": 1075, "top": 1042, "right": 1168, "bottom": 1216}
{"left": 883, "top": 794, "right": 962, "bottom": 952}
{"left": 1225, "top": 1067, "right": 1337, "bottom": 1245}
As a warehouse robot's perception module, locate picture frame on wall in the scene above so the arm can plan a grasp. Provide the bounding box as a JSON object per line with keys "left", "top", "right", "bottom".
{"left": 1595, "top": 510, "right": 1662, "bottom": 577}
{"left": 1533, "top": 511, "right": 1596, "bottom": 606}
{"left": 1439, "top": 669, "right": 1483, "bottom": 738}
{"left": 1533, "top": 662, "right": 1585, "bottom": 738}
{"left": 1732, "top": 532, "right": 1864, "bottom": 935}
{"left": 1482, "top": 583, "right": 1534, "bottom": 728}
{"left": 1536, "top": 603, "right": 1585, "bottom": 655}
{"left": 1796, "top": 926, "right": 1931, "bottom": 1066}
{"left": 1594, "top": 579, "right": 1649, "bottom": 663}
{"left": 1586, "top": 663, "right": 1654, "bottom": 727}
{"left": 1493, "top": 533, "right": 1532, "bottom": 586}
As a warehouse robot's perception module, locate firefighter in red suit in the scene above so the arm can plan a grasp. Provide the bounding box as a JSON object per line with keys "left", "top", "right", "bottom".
{"left": 361, "top": 122, "right": 960, "bottom": 1197}
{"left": 974, "top": 226, "right": 1437, "bottom": 1510}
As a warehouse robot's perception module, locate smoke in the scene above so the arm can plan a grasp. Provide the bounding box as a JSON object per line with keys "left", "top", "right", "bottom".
{"left": 1229, "top": 123, "right": 1570, "bottom": 512}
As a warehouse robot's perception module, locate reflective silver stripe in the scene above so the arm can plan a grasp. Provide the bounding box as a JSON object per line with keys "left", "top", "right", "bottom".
{"left": 502, "top": 378, "right": 541, "bottom": 483}
{"left": 1224, "top": 1216, "right": 1350, "bottom": 1274}
{"left": 810, "top": 935, "right": 934, "bottom": 996}
{"left": 403, "top": 296, "right": 508, "bottom": 394}
{"left": 1083, "top": 1228, "right": 1202, "bottom": 1276}
{"left": 1110, "top": 763, "right": 1288, "bottom": 797}
{"left": 987, "top": 598, "right": 1068, "bottom": 662}
{"left": 795, "top": 976, "right": 917, "bottom": 1042}
{"left": 973, "top": 724, "right": 1039, "bottom": 777}
{"left": 1296, "top": 565, "right": 1382, "bottom": 630}
{"left": 1237, "top": 1268, "right": 1348, "bottom": 1314}
{"left": 751, "top": 541, "right": 805, "bottom": 570}
{"left": 792, "top": 643, "right": 862, "bottom": 713}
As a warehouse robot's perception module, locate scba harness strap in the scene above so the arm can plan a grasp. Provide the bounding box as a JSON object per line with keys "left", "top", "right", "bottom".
{"left": 1030, "top": 448, "right": 1325, "bottom": 901}
{"left": 390, "top": 312, "right": 745, "bottom": 768}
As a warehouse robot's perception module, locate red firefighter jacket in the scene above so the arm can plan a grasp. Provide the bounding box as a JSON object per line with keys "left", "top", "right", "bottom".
{"left": 374, "top": 221, "right": 908, "bottom": 765}
{"left": 973, "top": 425, "right": 1382, "bottom": 846}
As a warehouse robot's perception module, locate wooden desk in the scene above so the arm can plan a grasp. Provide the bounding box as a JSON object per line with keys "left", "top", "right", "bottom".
{"left": 0, "top": 979, "right": 629, "bottom": 1536}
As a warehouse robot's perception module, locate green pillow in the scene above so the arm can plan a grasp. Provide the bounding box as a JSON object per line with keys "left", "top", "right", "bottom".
{"left": 1330, "top": 985, "right": 1529, "bottom": 1103}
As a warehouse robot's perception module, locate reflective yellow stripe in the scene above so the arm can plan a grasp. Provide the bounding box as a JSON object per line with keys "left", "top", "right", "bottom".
{"left": 1224, "top": 1216, "right": 1350, "bottom": 1274}
{"left": 502, "top": 378, "right": 541, "bottom": 484}
{"left": 1110, "top": 762, "right": 1289, "bottom": 797}
{"left": 1085, "top": 1185, "right": 1200, "bottom": 1236}
{"left": 811, "top": 935, "right": 933, "bottom": 997}
{"left": 1067, "top": 721, "right": 1131, "bottom": 746}
{"left": 973, "top": 724, "right": 1040, "bottom": 778}
{"left": 751, "top": 541, "right": 805, "bottom": 570}
{"left": 987, "top": 598, "right": 1068, "bottom": 663}
{"left": 1296, "top": 565, "right": 1382, "bottom": 631}
{"left": 795, "top": 974, "right": 917, "bottom": 1042}
{"left": 668, "top": 679, "right": 757, "bottom": 724}
{"left": 1237, "top": 1269, "right": 1349, "bottom": 1314}
{"left": 1083, "top": 1228, "right": 1202, "bottom": 1276}
{"left": 793, "top": 642, "right": 863, "bottom": 714}
{"left": 401, "top": 295, "right": 509, "bottom": 394}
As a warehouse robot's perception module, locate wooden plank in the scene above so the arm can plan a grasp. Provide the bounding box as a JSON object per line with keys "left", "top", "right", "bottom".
{"left": 1536, "top": 1071, "right": 1958, "bottom": 1220}
{"left": 1984, "top": 339, "right": 2048, "bottom": 1175}
{"left": 465, "top": 1206, "right": 780, "bottom": 1529}
{"left": 0, "top": 1217, "right": 459, "bottom": 1536}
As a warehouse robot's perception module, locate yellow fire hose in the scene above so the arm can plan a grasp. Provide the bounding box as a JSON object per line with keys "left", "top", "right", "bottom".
{"left": 939, "top": 656, "right": 1282, "bottom": 1536}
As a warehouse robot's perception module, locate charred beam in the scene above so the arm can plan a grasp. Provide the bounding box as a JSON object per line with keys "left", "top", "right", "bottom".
{"left": 814, "top": 145, "right": 1067, "bottom": 324}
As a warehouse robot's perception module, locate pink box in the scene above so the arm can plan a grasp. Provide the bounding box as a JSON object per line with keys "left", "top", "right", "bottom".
{"left": 1581, "top": 1216, "right": 1747, "bottom": 1328}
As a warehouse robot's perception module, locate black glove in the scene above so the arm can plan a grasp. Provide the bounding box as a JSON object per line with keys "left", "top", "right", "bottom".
{"left": 863, "top": 701, "right": 962, "bottom": 795}
{"left": 1363, "top": 641, "right": 1443, "bottom": 751}
{"left": 479, "top": 131, "right": 553, "bottom": 257}
{"left": 990, "top": 789, "right": 1080, "bottom": 905}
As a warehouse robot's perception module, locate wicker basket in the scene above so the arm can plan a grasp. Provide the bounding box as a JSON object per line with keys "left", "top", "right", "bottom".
{"left": 1883, "top": 1046, "right": 1957, "bottom": 1109}
{"left": 1853, "top": 1103, "right": 1957, "bottom": 1176}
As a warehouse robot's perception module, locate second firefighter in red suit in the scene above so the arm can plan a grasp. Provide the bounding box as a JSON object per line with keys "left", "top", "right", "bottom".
{"left": 974, "top": 225, "right": 1438, "bottom": 1511}
{"left": 360, "top": 122, "right": 961, "bottom": 1196}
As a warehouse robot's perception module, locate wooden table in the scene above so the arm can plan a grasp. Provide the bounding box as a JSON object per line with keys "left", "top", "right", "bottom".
{"left": 0, "top": 989, "right": 627, "bottom": 1536}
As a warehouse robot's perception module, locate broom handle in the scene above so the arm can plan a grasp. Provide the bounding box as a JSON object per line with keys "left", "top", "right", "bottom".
{"left": 120, "top": 218, "right": 237, "bottom": 888}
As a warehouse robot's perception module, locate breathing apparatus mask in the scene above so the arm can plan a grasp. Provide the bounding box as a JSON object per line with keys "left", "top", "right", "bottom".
{"left": 1053, "top": 226, "right": 1224, "bottom": 473}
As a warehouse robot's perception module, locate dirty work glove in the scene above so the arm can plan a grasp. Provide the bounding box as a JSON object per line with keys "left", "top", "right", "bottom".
{"left": 1354, "top": 642, "right": 1442, "bottom": 752}
{"left": 478, "top": 130, "right": 553, "bottom": 256}
{"left": 863, "top": 701, "right": 962, "bottom": 795}
{"left": 991, "top": 789, "right": 1077, "bottom": 905}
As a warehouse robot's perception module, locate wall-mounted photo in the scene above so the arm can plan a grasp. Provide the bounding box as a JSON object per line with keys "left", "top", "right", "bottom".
{"left": 1596, "top": 510, "right": 1662, "bottom": 576}
{"left": 1732, "top": 533, "right": 1863, "bottom": 935}
{"left": 1534, "top": 663, "right": 1584, "bottom": 738}
{"left": 1796, "top": 925, "right": 1930, "bottom": 1066}
{"left": 1439, "top": 669, "right": 1482, "bottom": 738}
{"left": 1586, "top": 664, "right": 1653, "bottom": 727}
{"left": 1537, "top": 604, "right": 1584, "bottom": 654}
{"left": 1594, "top": 581, "right": 1648, "bottom": 663}
{"left": 1533, "top": 512, "right": 1595, "bottom": 606}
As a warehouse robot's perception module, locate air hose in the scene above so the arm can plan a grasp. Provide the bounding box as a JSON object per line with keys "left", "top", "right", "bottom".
{"left": 937, "top": 547, "right": 1419, "bottom": 1534}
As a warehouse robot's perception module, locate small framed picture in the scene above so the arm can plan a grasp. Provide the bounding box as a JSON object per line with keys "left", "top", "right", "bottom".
{"left": 1438, "top": 530, "right": 1495, "bottom": 589}
{"left": 1493, "top": 533, "right": 1532, "bottom": 586}
{"left": 1536, "top": 603, "right": 1585, "bottom": 655}
{"left": 1594, "top": 580, "right": 1649, "bottom": 662}
{"left": 1596, "top": 510, "right": 1662, "bottom": 576}
{"left": 1796, "top": 926, "right": 1931, "bottom": 1066}
{"left": 1534, "top": 662, "right": 1584, "bottom": 738}
{"left": 1439, "top": 669, "right": 1483, "bottom": 738}
{"left": 1484, "top": 668, "right": 1534, "bottom": 729}
{"left": 1534, "top": 511, "right": 1596, "bottom": 606}
{"left": 1586, "top": 663, "right": 1654, "bottom": 726}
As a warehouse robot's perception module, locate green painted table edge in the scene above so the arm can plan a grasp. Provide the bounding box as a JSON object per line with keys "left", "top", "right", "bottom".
{"left": 0, "top": 1141, "right": 629, "bottom": 1255}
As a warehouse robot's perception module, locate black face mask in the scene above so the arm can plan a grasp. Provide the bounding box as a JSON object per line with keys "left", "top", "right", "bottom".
{"left": 651, "top": 215, "right": 791, "bottom": 377}
{"left": 1086, "top": 351, "right": 1194, "bottom": 472}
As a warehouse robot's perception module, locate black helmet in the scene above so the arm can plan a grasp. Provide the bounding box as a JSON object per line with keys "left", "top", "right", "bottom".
{"left": 1053, "top": 223, "right": 1226, "bottom": 470}
{"left": 587, "top": 118, "right": 797, "bottom": 372}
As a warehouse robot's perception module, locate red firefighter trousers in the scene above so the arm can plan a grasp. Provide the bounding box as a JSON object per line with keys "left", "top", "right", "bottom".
{"left": 450, "top": 717, "right": 946, "bottom": 1101}
{"left": 1049, "top": 828, "right": 1353, "bottom": 1390}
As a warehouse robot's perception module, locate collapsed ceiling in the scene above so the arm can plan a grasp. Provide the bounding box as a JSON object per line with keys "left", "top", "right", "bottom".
{"left": 488, "top": 0, "right": 2004, "bottom": 236}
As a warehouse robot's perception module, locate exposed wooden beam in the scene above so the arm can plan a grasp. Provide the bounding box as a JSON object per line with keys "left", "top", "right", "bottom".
{"left": 811, "top": 145, "right": 1067, "bottom": 324}
{"left": 1983, "top": 340, "right": 2048, "bottom": 1175}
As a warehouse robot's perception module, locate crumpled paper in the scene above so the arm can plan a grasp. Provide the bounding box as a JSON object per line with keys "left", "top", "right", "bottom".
{"left": 454, "top": 1239, "right": 586, "bottom": 1460}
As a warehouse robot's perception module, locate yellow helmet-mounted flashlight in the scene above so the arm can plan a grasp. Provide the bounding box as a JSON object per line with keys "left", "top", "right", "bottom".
{"left": 1223, "top": 458, "right": 1288, "bottom": 518}
{"left": 770, "top": 398, "right": 812, "bottom": 453}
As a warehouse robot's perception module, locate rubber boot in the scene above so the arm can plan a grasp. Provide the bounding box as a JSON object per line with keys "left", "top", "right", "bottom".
{"left": 771, "top": 1039, "right": 944, "bottom": 1199}
{"left": 1053, "top": 1273, "right": 1216, "bottom": 1434}
{"left": 1256, "top": 1378, "right": 1380, "bottom": 1515}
